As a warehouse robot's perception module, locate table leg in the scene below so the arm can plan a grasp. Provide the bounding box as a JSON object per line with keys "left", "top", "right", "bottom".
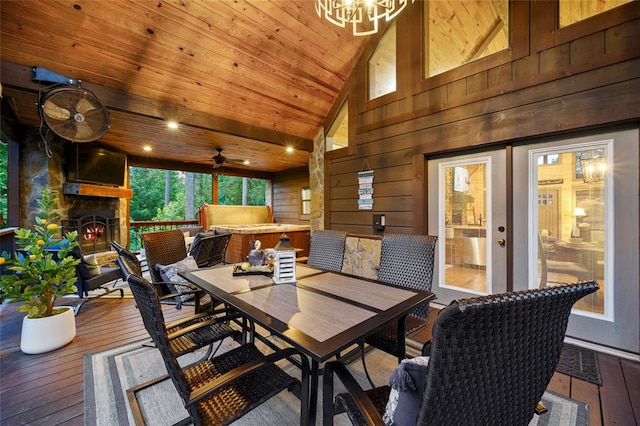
{"left": 309, "top": 360, "right": 320, "bottom": 426}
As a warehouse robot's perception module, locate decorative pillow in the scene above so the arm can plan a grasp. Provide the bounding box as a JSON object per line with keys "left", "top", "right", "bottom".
{"left": 188, "top": 230, "right": 216, "bottom": 258}
{"left": 155, "top": 256, "right": 199, "bottom": 302}
{"left": 83, "top": 254, "right": 102, "bottom": 277}
{"left": 383, "top": 356, "right": 430, "bottom": 426}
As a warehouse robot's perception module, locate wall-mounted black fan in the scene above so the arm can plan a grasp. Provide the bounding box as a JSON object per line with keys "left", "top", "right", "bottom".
{"left": 39, "top": 85, "right": 110, "bottom": 143}
{"left": 33, "top": 67, "right": 110, "bottom": 147}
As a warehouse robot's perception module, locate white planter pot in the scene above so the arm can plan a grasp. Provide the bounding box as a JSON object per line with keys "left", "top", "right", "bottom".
{"left": 20, "top": 306, "right": 76, "bottom": 354}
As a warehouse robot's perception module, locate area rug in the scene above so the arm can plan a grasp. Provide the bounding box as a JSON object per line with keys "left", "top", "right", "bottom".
{"left": 556, "top": 343, "right": 602, "bottom": 385}
{"left": 84, "top": 339, "right": 589, "bottom": 426}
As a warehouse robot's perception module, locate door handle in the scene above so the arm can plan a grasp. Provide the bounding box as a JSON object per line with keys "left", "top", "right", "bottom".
{"left": 497, "top": 238, "right": 506, "bottom": 246}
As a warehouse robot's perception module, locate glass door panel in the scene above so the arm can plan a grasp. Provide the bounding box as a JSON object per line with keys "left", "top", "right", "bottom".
{"left": 531, "top": 142, "right": 611, "bottom": 317}
{"left": 428, "top": 149, "right": 507, "bottom": 304}
{"left": 442, "top": 162, "right": 488, "bottom": 294}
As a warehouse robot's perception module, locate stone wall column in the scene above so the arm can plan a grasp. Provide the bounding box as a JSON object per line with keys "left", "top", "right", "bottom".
{"left": 309, "top": 129, "right": 325, "bottom": 233}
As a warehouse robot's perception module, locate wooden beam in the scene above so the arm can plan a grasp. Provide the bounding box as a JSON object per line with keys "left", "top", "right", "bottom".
{"left": 62, "top": 183, "right": 133, "bottom": 199}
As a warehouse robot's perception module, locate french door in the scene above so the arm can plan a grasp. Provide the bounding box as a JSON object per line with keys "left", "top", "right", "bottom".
{"left": 427, "top": 128, "right": 638, "bottom": 355}
{"left": 512, "top": 129, "right": 639, "bottom": 354}
{"left": 427, "top": 149, "right": 508, "bottom": 303}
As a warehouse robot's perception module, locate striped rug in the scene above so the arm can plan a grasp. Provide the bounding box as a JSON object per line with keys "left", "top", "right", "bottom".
{"left": 84, "top": 338, "right": 588, "bottom": 426}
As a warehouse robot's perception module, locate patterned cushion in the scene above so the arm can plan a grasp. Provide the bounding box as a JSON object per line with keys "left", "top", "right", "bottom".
{"left": 155, "top": 256, "right": 199, "bottom": 302}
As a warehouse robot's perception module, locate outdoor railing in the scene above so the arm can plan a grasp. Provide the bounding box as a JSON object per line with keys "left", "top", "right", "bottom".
{"left": 129, "top": 220, "right": 199, "bottom": 251}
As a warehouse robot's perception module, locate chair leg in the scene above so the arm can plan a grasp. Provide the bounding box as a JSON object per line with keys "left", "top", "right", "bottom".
{"left": 360, "top": 342, "right": 376, "bottom": 388}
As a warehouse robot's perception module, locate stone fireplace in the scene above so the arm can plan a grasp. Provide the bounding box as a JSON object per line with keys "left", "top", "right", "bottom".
{"left": 18, "top": 129, "right": 129, "bottom": 250}
{"left": 62, "top": 210, "right": 120, "bottom": 254}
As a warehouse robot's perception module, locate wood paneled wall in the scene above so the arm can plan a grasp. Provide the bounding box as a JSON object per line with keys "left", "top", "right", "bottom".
{"left": 272, "top": 166, "right": 310, "bottom": 225}
{"left": 326, "top": 1, "right": 640, "bottom": 234}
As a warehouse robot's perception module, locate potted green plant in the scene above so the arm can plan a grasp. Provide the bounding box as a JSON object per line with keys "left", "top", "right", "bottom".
{"left": 0, "top": 189, "right": 81, "bottom": 354}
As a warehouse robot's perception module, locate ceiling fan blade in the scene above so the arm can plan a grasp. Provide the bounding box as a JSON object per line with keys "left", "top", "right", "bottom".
{"left": 226, "top": 158, "right": 246, "bottom": 164}
{"left": 75, "top": 121, "right": 94, "bottom": 140}
{"left": 43, "top": 100, "right": 71, "bottom": 121}
{"left": 75, "top": 97, "right": 97, "bottom": 114}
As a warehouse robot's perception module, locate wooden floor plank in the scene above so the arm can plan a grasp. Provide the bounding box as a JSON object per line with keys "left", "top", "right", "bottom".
{"left": 621, "top": 358, "right": 640, "bottom": 425}
{"left": 598, "top": 353, "right": 637, "bottom": 426}
{"left": 570, "top": 377, "right": 602, "bottom": 426}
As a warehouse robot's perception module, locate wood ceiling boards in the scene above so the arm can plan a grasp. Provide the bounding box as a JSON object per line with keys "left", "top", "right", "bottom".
{"left": 0, "top": 0, "right": 370, "bottom": 173}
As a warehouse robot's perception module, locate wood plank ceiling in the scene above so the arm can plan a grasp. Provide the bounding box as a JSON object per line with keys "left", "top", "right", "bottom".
{"left": 0, "top": 0, "right": 371, "bottom": 174}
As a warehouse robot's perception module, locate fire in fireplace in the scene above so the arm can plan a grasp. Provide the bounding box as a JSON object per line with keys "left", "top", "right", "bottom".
{"left": 62, "top": 210, "right": 120, "bottom": 254}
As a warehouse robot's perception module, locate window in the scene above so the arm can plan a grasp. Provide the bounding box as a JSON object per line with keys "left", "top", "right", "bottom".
{"left": 368, "top": 21, "right": 397, "bottom": 100}
{"left": 424, "top": 0, "right": 509, "bottom": 78}
{"left": 218, "top": 176, "right": 267, "bottom": 206}
{"left": 301, "top": 186, "right": 312, "bottom": 216}
{"left": 326, "top": 100, "right": 349, "bottom": 152}
{"left": 559, "top": 0, "right": 632, "bottom": 28}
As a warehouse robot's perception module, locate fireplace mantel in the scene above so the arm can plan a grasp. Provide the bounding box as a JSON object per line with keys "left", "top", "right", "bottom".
{"left": 63, "top": 183, "right": 133, "bottom": 199}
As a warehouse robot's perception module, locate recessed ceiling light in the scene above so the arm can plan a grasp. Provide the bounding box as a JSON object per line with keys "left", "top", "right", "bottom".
{"left": 286, "top": 146, "right": 294, "bottom": 153}
{"left": 143, "top": 145, "right": 152, "bottom": 152}
{"left": 166, "top": 121, "right": 179, "bottom": 129}
{"left": 243, "top": 160, "right": 250, "bottom": 165}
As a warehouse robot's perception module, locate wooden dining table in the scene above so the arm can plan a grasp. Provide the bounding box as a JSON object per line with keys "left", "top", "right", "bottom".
{"left": 181, "top": 264, "right": 434, "bottom": 425}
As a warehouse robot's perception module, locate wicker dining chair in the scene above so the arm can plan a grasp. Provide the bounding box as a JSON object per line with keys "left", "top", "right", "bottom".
{"left": 307, "top": 230, "right": 348, "bottom": 272}
{"left": 188, "top": 231, "right": 232, "bottom": 267}
{"left": 323, "top": 281, "right": 600, "bottom": 426}
{"left": 123, "top": 269, "right": 310, "bottom": 426}
{"left": 115, "top": 254, "right": 242, "bottom": 359}
{"left": 142, "top": 229, "right": 212, "bottom": 313}
{"left": 365, "top": 234, "right": 438, "bottom": 363}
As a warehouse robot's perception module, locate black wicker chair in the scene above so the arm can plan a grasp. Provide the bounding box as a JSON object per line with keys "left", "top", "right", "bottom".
{"left": 142, "top": 229, "right": 212, "bottom": 313}
{"left": 115, "top": 254, "right": 241, "bottom": 359}
{"left": 188, "top": 231, "right": 232, "bottom": 267}
{"left": 122, "top": 269, "right": 310, "bottom": 426}
{"left": 323, "top": 281, "right": 600, "bottom": 426}
{"left": 365, "top": 234, "right": 437, "bottom": 363}
{"left": 69, "top": 245, "right": 123, "bottom": 315}
{"left": 307, "top": 230, "right": 347, "bottom": 272}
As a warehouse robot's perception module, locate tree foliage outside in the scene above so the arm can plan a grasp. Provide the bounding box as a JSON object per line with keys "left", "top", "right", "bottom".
{"left": 129, "top": 167, "right": 213, "bottom": 221}
{"left": 218, "top": 175, "right": 266, "bottom": 206}
{"left": 129, "top": 167, "right": 266, "bottom": 222}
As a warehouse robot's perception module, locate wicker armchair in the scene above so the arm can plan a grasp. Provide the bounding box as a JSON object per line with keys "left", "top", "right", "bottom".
{"left": 307, "top": 230, "right": 347, "bottom": 272}
{"left": 115, "top": 255, "right": 241, "bottom": 359}
{"left": 142, "top": 229, "right": 212, "bottom": 313}
{"left": 188, "top": 231, "right": 232, "bottom": 267}
{"left": 122, "top": 269, "right": 310, "bottom": 426}
{"left": 323, "top": 281, "right": 599, "bottom": 426}
{"left": 365, "top": 234, "right": 437, "bottom": 363}
{"left": 69, "top": 244, "right": 123, "bottom": 315}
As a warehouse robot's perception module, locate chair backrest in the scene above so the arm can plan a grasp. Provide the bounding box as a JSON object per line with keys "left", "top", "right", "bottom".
{"left": 417, "top": 281, "right": 599, "bottom": 426}
{"left": 538, "top": 232, "right": 549, "bottom": 287}
{"left": 377, "top": 233, "right": 437, "bottom": 295}
{"left": 142, "top": 230, "right": 188, "bottom": 283}
{"left": 188, "top": 231, "right": 232, "bottom": 267}
{"left": 307, "top": 230, "right": 347, "bottom": 272}
{"left": 111, "top": 241, "right": 143, "bottom": 276}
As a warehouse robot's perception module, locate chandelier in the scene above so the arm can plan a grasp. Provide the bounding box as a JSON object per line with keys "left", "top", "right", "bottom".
{"left": 315, "top": 0, "right": 414, "bottom": 36}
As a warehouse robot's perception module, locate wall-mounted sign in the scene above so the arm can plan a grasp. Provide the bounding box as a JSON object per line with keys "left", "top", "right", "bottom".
{"left": 358, "top": 170, "right": 374, "bottom": 210}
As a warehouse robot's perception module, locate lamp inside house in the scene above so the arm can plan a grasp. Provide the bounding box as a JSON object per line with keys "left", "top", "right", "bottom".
{"left": 571, "top": 207, "right": 587, "bottom": 241}
{"left": 581, "top": 157, "right": 607, "bottom": 183}
{"left": 315, "top": 0, "right": 414, "bottom": 36}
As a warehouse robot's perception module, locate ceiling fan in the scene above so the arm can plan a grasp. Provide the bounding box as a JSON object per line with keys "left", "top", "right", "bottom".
{"left": 212, "top": 148, "right": 247, "bottom": 169}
